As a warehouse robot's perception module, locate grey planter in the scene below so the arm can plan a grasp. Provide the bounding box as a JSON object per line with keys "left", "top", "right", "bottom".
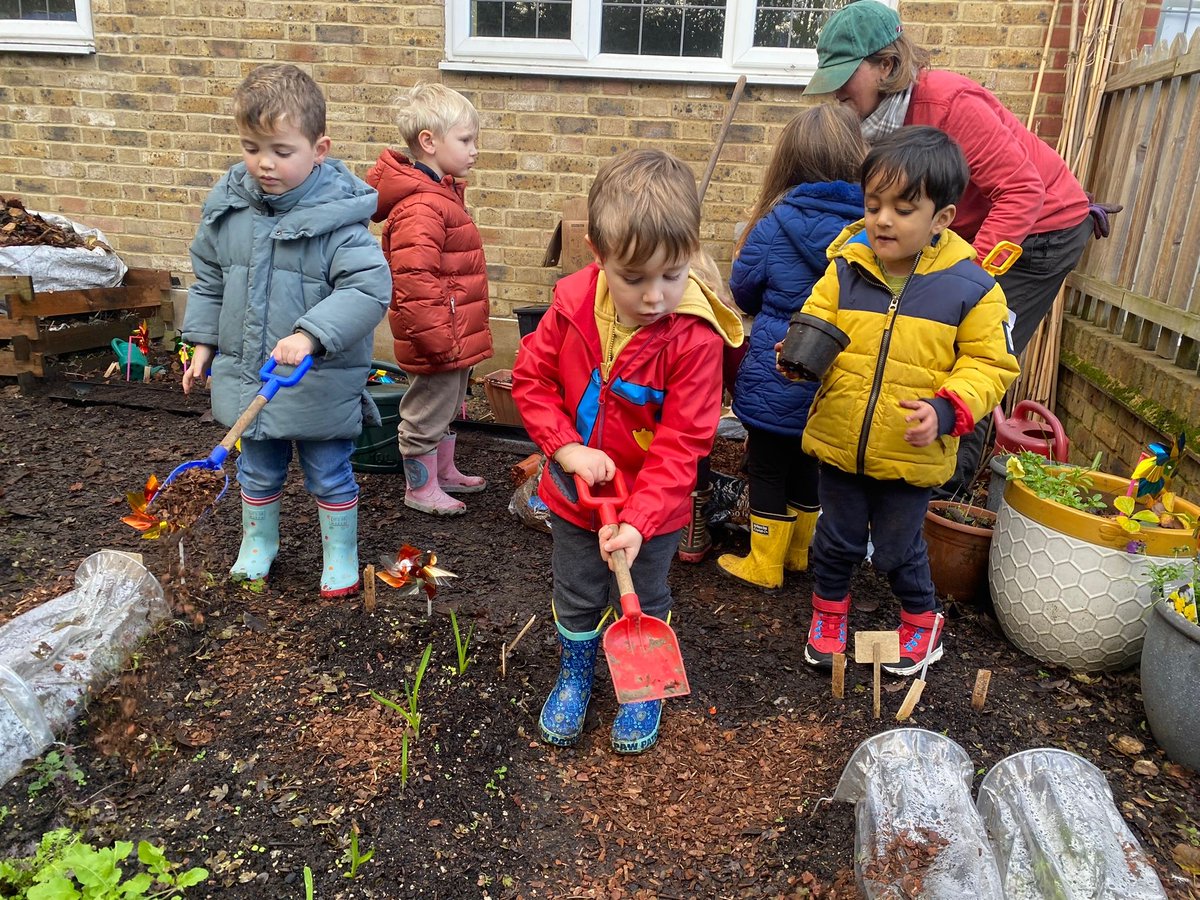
{"left": 1141, "top": 599, "right": 1200, "bottom": 772}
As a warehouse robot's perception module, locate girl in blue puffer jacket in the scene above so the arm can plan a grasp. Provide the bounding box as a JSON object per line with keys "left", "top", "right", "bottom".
{"left": 717, "top": 104, "right": 866, "bottom": 591}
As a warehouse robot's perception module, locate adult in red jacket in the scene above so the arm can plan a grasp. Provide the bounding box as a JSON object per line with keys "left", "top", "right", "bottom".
{"left": 805, "top": 0, "right": 1110, "bottom": 496}
{"left": 368, "top": 142, "right": 492, "bottom": 514}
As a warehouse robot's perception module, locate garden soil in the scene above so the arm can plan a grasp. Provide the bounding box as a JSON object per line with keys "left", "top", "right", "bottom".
{"left": 1, "top": 359, "right": 1198, "bottom": 899}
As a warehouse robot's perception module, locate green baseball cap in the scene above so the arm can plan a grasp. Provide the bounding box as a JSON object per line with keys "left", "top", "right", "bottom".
{"left": 804, "top": 0, "right": 903, "bottom": 95}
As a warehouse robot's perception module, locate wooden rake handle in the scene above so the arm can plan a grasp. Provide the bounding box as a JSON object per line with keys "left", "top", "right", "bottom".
{"left": 698, "top": 75, "right": 747, "bottom": 205}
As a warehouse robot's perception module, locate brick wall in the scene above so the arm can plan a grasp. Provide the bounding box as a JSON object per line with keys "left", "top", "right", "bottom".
{"left": 1056, "top": 316, "right": 1200, "bottom": 498}
{"left": 0, "top": 0, "right": 1154, "bottom": 366}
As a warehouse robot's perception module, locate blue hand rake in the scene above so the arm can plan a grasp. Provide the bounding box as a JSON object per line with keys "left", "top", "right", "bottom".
{"left": 153, "top": 355, "right": 313, "bottom": 507}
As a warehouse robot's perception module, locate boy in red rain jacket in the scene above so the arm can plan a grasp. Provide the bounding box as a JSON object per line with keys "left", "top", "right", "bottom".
{"left": 513, "top": 149, "right": 743, "bottom": 754}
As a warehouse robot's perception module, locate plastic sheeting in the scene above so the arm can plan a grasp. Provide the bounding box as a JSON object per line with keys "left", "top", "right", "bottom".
{"left": 0, "top": 209, "right": 127, "bottom": 292}
{"left": 834, "top": 728, "right": 1004, "bottom": 899}
{"left": 835, "top": 729, "right": 1166, "bottom": 899}
{"left": 978, "top": 748, "right": 1167, "bottom": 899}
{"left": 0, "top": 551, "right": 166, "bottom": 786}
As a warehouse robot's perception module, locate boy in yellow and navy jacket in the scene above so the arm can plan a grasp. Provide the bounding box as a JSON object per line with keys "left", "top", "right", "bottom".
{"left": 789, "top": 126, "right": 1019, "bottom": 675}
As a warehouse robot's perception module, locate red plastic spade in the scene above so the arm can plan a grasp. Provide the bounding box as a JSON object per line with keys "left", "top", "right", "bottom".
{"left": 574, "top": 473, "right": 691, "bottom": 704}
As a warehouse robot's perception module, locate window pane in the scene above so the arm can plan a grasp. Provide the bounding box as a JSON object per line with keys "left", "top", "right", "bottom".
{"left": 602, "top": 0, "right": 724, "bottom": 57}
{"left": 754, "top": 0, "right": 837, "bottom": 49}
{"left": 1156, "top": 0, "right": 1200, "bottom": 43}
{"left": 472, "top": 0, "right": 571, "bottom": 39}
{"left": 2, "top": 0, "right": 76, "bottom": 19}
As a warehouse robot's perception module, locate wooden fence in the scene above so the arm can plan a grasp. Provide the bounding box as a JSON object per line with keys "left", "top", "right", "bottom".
{"left": 1065, "top": 32, "right": 1200, "bottom": 370}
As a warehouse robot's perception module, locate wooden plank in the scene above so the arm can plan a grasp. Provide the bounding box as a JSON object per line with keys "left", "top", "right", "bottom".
{"left": 1095, "top": 87, "right": 1143, "bottom": 284}
{"left": 35, "top": 315, "right": 163, "bottom": 356}
{"left": 1149, "top": 75, "right": 1200, "bottom": 306}
{"left": 1114, "top": 81, "right": 1165, "bottom": 287}
{"left": 0, "top": 318, "right": 39, "bottom": 340}
{"left": 0, "top": 348, "right": 43, "bottom": 377}
{"left": 1129, "top": 76, "right": 1180, "bottom": 297}
{"left": 2, "top": 268, "right": 170, "bottom": 319}
{"left": 1067, "top": 272, "right": 1200, "bottom": 341}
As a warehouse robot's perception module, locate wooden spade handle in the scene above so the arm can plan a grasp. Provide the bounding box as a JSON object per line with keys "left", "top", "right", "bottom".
{"left": 219, "top": 393, "right": 270, "bottom": 452}
{"left": 698, "top": 75, "right": 748, "bottom": 204}
{"left": 610, "top": 542, "right": 636, "bottom": 600}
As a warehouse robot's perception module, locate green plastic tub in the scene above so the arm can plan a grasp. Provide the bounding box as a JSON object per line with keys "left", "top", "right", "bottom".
{"left": 351, "top": 361, "right": 408, "bottom": 474}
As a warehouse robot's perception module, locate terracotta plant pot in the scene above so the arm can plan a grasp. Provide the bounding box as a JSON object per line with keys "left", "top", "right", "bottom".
{"left": 989, "top": 469, "right": 1200, "bottom": 672}
{"left": 925, "top": 501, "right": 995, "bottom": 604}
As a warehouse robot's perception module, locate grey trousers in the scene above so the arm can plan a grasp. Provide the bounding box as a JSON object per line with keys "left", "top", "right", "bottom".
{"left": 398, "top": 368, "right": 471, "bottom": 458}
{"left": 548, "top": 512, "right": 682, "bottom": 634}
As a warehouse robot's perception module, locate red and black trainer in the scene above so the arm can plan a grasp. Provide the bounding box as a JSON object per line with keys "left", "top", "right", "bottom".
{"left": 804, "top": 593, "right": 850, "bottom": 668}
{"left": 882, "top": 609, "right": 945, "bottom": 676}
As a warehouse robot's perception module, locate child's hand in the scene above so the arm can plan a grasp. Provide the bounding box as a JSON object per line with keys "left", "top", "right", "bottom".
{"left": 182, "top": 344, "right": 214, "bottom": 395}
{"left": 600, "top": 521, "right": 645, "bottom": 569}
{"left": 272, "top": 332, "right": 316, "bottom": 366}
{"left": 553, "top": 443, "right": 616, "bottom": 486}
{"left": 900, "top": 399, "right": 938, "bottom": 447}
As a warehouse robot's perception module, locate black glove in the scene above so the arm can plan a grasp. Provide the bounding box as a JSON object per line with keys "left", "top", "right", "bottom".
{"left": 1086, "top": 192, "right": 1123, "bottom": 239}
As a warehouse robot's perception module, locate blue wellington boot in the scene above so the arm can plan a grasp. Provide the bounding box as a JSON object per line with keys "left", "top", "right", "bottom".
{"left": 611, "top": 699, "right": 663, "bottom": 754}
{"left": 539, "top": 622, "right": 601, "bottom": 747}
{"left": 318, "top": 498, "right": 360, "bottom": 598}
{"left": 230, "top": 492, "right": 281, "bottom": 582}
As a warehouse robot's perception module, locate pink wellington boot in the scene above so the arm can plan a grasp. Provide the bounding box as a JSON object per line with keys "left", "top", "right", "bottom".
{"left": 403, "top": 452, "right": 466, "bottom": 516}
{"left": 436, "top": 433, "right": 487, "bottom": 494}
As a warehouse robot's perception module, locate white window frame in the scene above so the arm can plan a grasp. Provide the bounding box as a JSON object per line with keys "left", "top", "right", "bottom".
{"left": 443, "top": 0, "right": 896, "bottom": 86}
{"left": 0, "top": 0, "right": 95, "bottom": 54}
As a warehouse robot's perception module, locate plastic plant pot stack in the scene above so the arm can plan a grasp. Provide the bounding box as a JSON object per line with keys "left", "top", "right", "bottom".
{"left": 0, "top": 550, "right": 167, "bottom": 786}
{"left": 977, "top": 749, "right": 1167, "bottom": 899}
{"left": 834, "top": 728, "right": 1004, "bottom": 899}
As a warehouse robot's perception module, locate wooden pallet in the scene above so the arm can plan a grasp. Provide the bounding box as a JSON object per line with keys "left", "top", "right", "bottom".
{"left": 0, "top": 268, "right": 170, "bottom": 379}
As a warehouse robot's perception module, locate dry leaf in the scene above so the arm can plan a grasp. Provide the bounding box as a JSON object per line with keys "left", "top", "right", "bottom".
{"left": 1172, "top": 842, "right": 1200, "bottom": 875}
{"left": 1132, "top": 759, "right": 1160, "bottom": 777}
{"left": 1110, "top": 734, "right": 1144, "bottom": 756}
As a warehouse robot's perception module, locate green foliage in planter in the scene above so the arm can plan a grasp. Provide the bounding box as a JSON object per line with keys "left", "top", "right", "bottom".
{"left": 1005, "top": 450, "right": 1105, "bottom": 512}
{"left": 1145, "top": 556, "right": 1199, "bottom": 624}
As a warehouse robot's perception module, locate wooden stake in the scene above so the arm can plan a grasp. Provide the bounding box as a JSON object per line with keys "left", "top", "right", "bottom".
{"left": 363, "top": 565, "right": 376, "bottom": 612}
{"left": 831, "top": 652, "right": 846, "bottom": 699}
{"left": 855, "top": 631, "right": 899, "bottom": 720}
{"left": 501, "top": 614, "right": 537, "bottom": 678}
{"left": 896, "top": 613, "right": 944, "bottom": 722}
{"left": 972, "top": 669, "right": 993, "bottom": 711}
{"left": 104, "top": 361, "right": 121, "bottom": 379}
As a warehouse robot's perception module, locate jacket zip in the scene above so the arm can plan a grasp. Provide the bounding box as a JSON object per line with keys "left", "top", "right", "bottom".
{"left": 855, "top": 253, "right": 922, "bottom": 474}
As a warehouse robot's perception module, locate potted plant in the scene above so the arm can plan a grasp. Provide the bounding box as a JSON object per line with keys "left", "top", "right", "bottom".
{"left": 925, "top": 500, "right": 995, "bottom": 606}
{"left": 1139, "top": 556, "right": 1200, "bottom": 771}
{"left": 989, "top": 448, "right": 1199, "bottom": 672}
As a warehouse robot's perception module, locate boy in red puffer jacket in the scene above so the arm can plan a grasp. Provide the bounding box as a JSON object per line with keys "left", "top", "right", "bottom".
{"left": 368, "top": 83, "right": 492, "bottom": 516}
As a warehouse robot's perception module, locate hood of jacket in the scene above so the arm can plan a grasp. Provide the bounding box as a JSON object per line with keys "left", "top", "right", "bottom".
{"left": 777, "top": 181, "right": 866, "bottom": 275}
{"left": 200, "top": 159, "right": 379, "bottom": 239}
{"left": 367, "top": 150, "right": 465, "bottom": 223}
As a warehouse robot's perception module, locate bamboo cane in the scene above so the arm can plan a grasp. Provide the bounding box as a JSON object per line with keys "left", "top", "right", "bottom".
{"left": 1027, "top": 0, "right": 1064, "bottom": 130}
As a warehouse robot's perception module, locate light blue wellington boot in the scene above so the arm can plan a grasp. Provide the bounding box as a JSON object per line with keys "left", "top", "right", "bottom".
{"left": 611, "top": 699, "right": 663, "bottom": 754}
{"left": 318, "top": 498, "right": 360, "bottom": 599}
{"left": 539, "top": 621, "right": 602, "bottom": 747}
{"left": 230, "top": 492, "right": 281, "bottom": 582}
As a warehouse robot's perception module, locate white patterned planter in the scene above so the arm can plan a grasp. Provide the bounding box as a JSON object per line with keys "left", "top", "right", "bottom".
{"left": 988, "top": 471, "right": 1198, "bottom": 672}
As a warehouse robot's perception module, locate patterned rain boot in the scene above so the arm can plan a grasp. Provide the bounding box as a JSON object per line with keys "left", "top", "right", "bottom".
{"left": 784, "top": 507, "right": 820, "bottom": 573}
{"left": 804, "top": 593, "right": 850, "bottom": 669}
{"left": 539, "top": 622, "right": 601, "bottom": 746}
{"left": 883, "top": 609, "right": 945, "bottom": 676}
{"left": 403, "top": 452, "right": 466, "bottom": 516}
{"left": 677, "top": 484, "right": 713, "bottom": 563}
{"left": 611, "top": 699, "right": 663, "bottom": 754}
{"left": 717, "top": 510, "right": 795, "bottom": 590}
{"left": 318, "top": 497, "right": 360, "bottom": 599}
{"left": 230, "top": 491, "right": 281, "bottom": 582}
{"left": 437, "top": 432, "right": 487, "bottom": 494}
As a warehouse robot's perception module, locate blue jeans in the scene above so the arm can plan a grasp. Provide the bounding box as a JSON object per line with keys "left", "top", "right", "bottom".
{"left": 236, "top": 437, "right": 358, "bottom": 505}
{"left": 811, "top": 464, "right": 937, "bottom": 614}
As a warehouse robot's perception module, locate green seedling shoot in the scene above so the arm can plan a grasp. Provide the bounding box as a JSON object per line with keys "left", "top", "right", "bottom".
{"left": 342, "top": 829, "right": 374, "bottom": 880}
{"left": 370, "top": 642, "right": 432, "bottom": 738}
{"left": 449, "top": 609, "right": 475, "bottom": 675}
{"left": 400, "top": 735, "right": 410, "bottom": 788}
{"left": 304, "top": 865, "right": 314, "bottom": 899}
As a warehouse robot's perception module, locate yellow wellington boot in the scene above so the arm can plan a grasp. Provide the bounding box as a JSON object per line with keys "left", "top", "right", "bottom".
{"left": 717, "top": 510, "right": 795, "bottom": 591}
{"left": 784, "top": 508, "right": 820, "bottom": 573}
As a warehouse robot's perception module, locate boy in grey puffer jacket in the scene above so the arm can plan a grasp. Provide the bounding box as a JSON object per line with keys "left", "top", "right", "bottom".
{"left": 182, "top": 64, "right": 390, "bottom": 598}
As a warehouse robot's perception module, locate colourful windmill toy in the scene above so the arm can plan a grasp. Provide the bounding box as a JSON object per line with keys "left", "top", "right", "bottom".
{"left": 376, "top": 545, "right": 456, "bottom": 600}
{"left": 1128, "top": 432, "right": 1186, "bottom": 501}
{"left": 121, "top": 473, "right": 182, "bottom": 540}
